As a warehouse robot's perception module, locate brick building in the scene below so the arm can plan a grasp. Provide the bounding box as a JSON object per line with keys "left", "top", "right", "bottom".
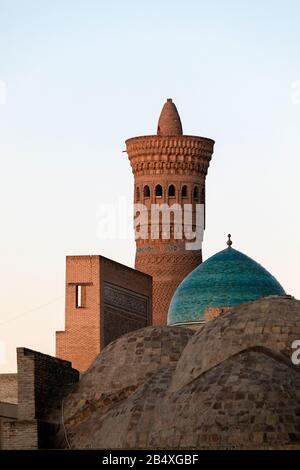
{"left": 56, "top": 256, "right": 152, "bottom": 372}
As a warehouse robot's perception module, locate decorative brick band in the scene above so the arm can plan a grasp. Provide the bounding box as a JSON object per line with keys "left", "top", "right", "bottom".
{"left": 131, "top": 160, "right": 210, "bottom": 176}
{"left": 135, "top": 252, "right": 202, "bottom": 267}
{"left": 126, "top": 135, "right": 214, "bottom": 177}
{"left": 126, "top": 135, "right": 214, "bottom": 153}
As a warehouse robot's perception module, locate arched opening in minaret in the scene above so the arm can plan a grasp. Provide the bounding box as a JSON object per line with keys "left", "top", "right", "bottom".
{"left": 168, "top": 184, "right": 175, "bottom": 197}
{"left": 155, "top": 184, "right": 163, "bottom": 197}
{"left": 181, "top": 185, "right": 188, "bottom": 198}
{"left": 193, "top": 186, "right": 199, "bottom": 201}
{"left": 143, "top": 185, "right": 150, "bottom": 198}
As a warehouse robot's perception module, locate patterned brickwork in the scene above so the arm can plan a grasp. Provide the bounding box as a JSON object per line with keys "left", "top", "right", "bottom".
{"left": 126, "top": 100, "right": 214, "bottom": 324}
{"left": 56, "top": 256, "right": 152, "bottom": 372}
{"left": 102, "top": 282, "right": 149, "bottom": 347}
{"left": 136, "top": 250, "right": 203, "bottom": 324}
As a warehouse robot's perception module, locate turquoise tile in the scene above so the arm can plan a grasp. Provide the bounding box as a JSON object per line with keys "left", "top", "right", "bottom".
{"left": 167, "top": 247, "right": 285, "bottom": 325}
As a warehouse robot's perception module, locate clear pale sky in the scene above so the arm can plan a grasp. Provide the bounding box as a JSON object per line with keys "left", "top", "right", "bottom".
{"left": 0, "top": 0, "right": 300, "bottom": 371}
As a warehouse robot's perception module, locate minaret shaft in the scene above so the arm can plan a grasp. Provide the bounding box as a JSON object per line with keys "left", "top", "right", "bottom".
{"left": 126, "top": 100, "right": 214, "bottom": 325}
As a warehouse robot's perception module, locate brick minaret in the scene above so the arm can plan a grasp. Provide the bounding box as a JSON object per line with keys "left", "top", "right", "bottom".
{"left": 126, "top": 98, "right": 214, "bottom": 325}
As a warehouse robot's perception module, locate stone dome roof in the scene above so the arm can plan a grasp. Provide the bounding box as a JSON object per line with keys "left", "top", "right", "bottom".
{"left": 157, "top": 98, "right": 183, "bottom": 136}
{"left": 59, "top": 326, "right": 193, "bottom": 433}
{"left": 57, "top": 297, "right": 300, "bottom": 450}
{"left": 148, "top": 347, "right": 300, "bottom": 450}
{"left": 168, "top": 245, "right": 286, "bottom": 325}
{"left": 170, "top": 296, "right": 300, "bottom": 392}
{"left": 65, "top": 349, "right": 300, "bottom": 450}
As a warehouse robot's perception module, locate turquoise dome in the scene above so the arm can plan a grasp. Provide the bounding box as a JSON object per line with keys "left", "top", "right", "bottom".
{"left": 167, "top": 246, "right": 286, "bottom": 325}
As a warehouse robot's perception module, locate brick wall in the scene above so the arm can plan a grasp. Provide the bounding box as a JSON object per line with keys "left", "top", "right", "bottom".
{"left": 56, "top": 255, "right": 152, "bottom": 372}
{"left": 17, "top": 348, "right": 79, "bottom": 422}
{"left": 100, "top": 256, "right": 152, "bottom": 348}
{"left": 56, "top": 255, "right": 101, "bottom": 374}
{"left": 0, "top": 402, "right": 18, "bottom": 449}
{"left": 1, "top": 419, "right": 37, "bottom": 450}
{"left": 0, "top": 347, "right": 79, "bottom": 449}
{"left": 0, "top": 374, "right": 17, "bottom": 404}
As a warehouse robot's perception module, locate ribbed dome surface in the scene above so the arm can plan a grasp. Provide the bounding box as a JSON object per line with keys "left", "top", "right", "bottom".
{"left": 167, "top": 247, "right": 286, "bottom": 325}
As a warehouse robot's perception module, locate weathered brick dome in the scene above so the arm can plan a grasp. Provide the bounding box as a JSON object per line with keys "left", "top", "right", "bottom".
{"left": 149, "top": 347, "right": 300, "bottom": 449}
{"left": 59, "top": 326, "right": 193, "bottom": 438}
{"left": 170, "top": 296, "right": 300, "bottom": 392}
{"left": 168, "top": 244, "right": 286, "bottom": 325}
{"left": 57, "top": 297, "right": 300, "bottom": 450}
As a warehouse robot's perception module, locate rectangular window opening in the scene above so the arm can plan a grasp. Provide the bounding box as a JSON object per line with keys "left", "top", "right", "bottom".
{"left": 76, "top": 285, "right": 84, "bottom": 308}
